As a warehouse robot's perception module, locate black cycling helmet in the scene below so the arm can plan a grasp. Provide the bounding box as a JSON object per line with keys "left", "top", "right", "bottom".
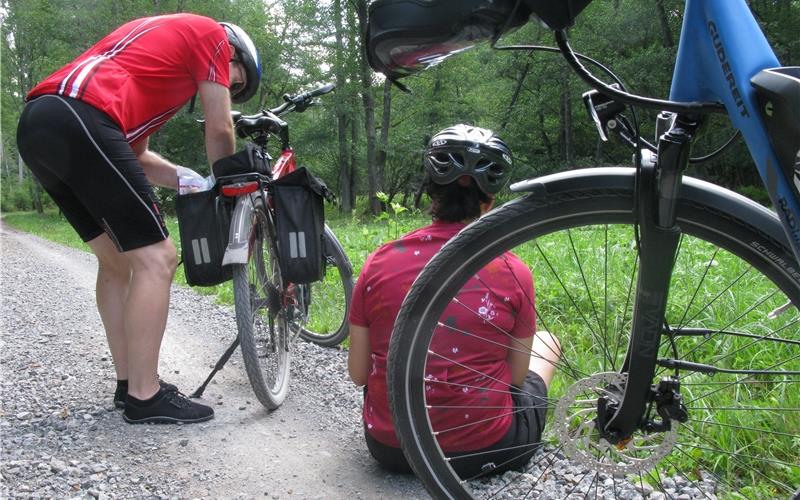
{"left": 220, "top": 22, "right": 262, "bottom": 103}
{"left": 424, "top": 124, "right": 513, "bottom": 195}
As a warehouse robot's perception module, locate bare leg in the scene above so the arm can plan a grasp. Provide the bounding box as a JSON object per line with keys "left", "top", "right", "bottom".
{"left": 88, "top": 234, "right": 132, "bottom": 380}
{"left": 123, "top": 239, "right": 177, "bottom": 399}
{"left": 529, "top": 330, "right": 561, "bottom": 388}
{"left": 88, "top": 235, "right": 177, "bottom": 400}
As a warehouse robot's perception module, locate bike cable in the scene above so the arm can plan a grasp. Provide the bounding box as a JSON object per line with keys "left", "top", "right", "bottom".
{"left": 494, "top": 36, "right": 741, "bottom": 164}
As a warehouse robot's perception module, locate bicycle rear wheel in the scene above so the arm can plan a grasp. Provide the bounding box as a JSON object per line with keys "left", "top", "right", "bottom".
{"left": 389, "top": 168, "right": 800, "bottom": 499}
{"left": 295, "top": 225, "right": 354, "bottom": 347}
{"left": 234, "top": 198, "right": 291, "bottom": 410}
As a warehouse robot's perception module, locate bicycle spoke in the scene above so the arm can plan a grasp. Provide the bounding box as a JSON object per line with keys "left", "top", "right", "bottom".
{"left": 681, "top": 425, "right": 799, "bottom": 478}
{"left": 678, "top": 289, "right": 779, "bottom": 362}
{"left": 673, "top": 247, "right": 720, "bottom": 332}
{"left": 687, "top": 352, "right": 800, "bottom": 403}
{"left": 567, "top": 229, "right": 605, "bottom": 343}
{"left": 535, "top": 242, "right": 614, "bottom": 368}
{"left": 662, "top": 456, "right": 718, "bottom": 500}
{"left": 482, "top": 261, "right": 585, "bottom": 380}
{"left": 681, "top": 378, "right": 800, "bottom": 385}
{"left": 613, "top": 250, "right": 638, "bottom": 368}
{"left": 676, "top": 441, "right": 796, "bottom": 494}
{"left": 436, "top": 317, "right": 577, "bottom": 379}
{"left": 686, "top": 417, "right": 799, "bottom": 439}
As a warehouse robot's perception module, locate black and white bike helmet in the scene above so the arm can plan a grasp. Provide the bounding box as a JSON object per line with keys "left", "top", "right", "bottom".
{"left": 424, "top": 124, "right": 513, "bottom": 195}
{"left": 220, "top": 22, "right": 262, "bottom": 103}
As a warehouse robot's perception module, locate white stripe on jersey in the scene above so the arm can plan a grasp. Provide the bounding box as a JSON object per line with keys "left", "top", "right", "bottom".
{"left": 58, "top": 18, "right": 160, "bottom": 97}
{"left": 125, "top": 105, "right": 180, "bottom": 143}
{"left": 68, "top": 25, "right": 161, "bottom": 98}
{"left": 57, "top": 17, "right": 157, "bottom": 96}
{"left": 208, "top": 39, "right": 227, "bottom": 82}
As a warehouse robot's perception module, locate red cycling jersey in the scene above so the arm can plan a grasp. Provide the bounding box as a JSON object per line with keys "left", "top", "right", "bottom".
{"left": 350, "top": 221, "right": 536, "bottom": 451}
{"left": 27, "top": 13, "right": 230, "bottom": 145}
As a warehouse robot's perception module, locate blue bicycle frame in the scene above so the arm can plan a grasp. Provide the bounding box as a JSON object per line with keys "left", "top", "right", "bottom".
{"left": 670, "top": 0, "right": 800, "bottom": 260}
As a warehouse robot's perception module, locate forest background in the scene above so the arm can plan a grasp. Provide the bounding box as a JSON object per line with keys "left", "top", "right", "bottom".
{"left": 2, "top": 0, "right": 799, "bottom": 215}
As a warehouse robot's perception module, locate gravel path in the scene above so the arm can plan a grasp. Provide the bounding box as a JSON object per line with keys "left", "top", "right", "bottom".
{"left": 0, "top": 224, "right": 722, "bottom": 500}
{"left": 0, "top": 224, "right": 425, "bottom": 499}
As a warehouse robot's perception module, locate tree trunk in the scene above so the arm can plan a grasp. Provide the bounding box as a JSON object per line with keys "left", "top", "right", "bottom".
{"left": 333, "top": 0, "right": 353, "bottom": 213}
{"left": 654, "top": 0, "right": 675, "bottom": 48}
{"left": 560, "top": 77, "right": 574, "bottom": 166}
{"left": 350, "top": 105, "right": 359, "bottom": 212}
{"left": 355, "top": 0, "right": 380, "bottom": 215}
{"left": 31, "top": 178, "right": 43, "bottom": 214}
{"left": 537, "top": 108, "right": 553, "bottom": 157}
{"left": 18, "top": 153, "right": 25, "bottom": 183}
{"left": 501, "top": 58, "right": 532, "bottom": 132}
{"left": 376, "top": 79, "right": 392, "bottom": 192}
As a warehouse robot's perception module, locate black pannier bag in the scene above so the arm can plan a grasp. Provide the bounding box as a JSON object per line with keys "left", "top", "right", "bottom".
{"left": 365, "top": 0, "right": 530, "bottom": 82}
{"left": 176, "top": 189, "right": 233, "bottom": 287}
{"left": 211, "top": 142, "right": 271, "bottom": 178}
{"left": 272, "top": 167, "right": 328, "bottom": 284}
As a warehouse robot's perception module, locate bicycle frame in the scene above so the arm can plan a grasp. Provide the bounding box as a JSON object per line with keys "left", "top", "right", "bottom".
{"left": 578, "top": 0, "right": 800, "bottom": 440}
{"left": 671, "top": 0, "right": 800, "bottom": 259}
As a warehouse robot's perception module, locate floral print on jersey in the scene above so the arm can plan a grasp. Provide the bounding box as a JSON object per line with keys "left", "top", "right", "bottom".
{"left": 478, "top": 292, "right": 497, "bottom": 322}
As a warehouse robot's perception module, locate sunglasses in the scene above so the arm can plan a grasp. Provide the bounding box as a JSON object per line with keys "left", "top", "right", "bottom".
{"left": 230, "top": 59, "right": 247, "bottom": 95}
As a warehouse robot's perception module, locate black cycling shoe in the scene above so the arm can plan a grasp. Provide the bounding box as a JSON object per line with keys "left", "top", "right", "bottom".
{"left": 123, "top": 386, "right": 214, "bottom": 424}
{"left": 114, "top": 379, "right": 179, "bottom": 409}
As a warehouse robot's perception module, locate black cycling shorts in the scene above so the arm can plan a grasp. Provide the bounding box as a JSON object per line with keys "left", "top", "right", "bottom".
{"left": 16, "top": 95, "right": 168, "bottom": 252}
{"left": 364, "top": 370, "right": 549, "bottom": 479}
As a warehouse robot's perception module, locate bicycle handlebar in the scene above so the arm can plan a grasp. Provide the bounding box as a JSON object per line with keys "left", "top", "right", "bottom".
{"left": 233, "top": 83, "right": 336, "bottom": 142}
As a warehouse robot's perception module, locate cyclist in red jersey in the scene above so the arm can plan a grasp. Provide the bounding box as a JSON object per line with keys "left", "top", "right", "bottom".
{"left": 16, "top": 14, "right": 262, "bottom": 424}
{"left": 348, "top": 124, "right": 561, "bottom": 477}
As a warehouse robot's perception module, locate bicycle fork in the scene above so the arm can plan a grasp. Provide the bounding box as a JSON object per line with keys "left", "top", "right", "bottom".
{"left": 601, "top": 113, "right": 703, "bottom": 443}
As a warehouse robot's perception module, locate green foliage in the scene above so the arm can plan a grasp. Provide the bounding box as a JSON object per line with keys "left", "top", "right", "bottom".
{"left": 0, "top": 176, "right": 54, "bottom": 212}
{"left": 5, "top": 0, "right": 798, "bottom": 210}
{"left": 375, "top": 190, "right": 411, "bottom": 240}
{"left": 736, "top": 184, "right": 772, "bottom": 208}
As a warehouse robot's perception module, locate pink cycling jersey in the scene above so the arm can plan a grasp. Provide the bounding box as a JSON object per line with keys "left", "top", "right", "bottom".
{"left": 350, "top": 220, "right": 536, "bottom": 451}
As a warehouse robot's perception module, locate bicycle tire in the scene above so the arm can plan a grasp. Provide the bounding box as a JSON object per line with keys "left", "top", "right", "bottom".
{"left": 296, "top": 225, "right": 354, "bottom": 347}
{"left": 234, "top": 198, "right": 291, "bottom": 410}
{"left": 389, "top": 168, "right": 800, "bottom": 499}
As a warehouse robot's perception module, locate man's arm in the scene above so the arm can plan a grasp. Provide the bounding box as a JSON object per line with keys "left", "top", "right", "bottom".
{"left": 348, "top": 324, "right": 371, "bottom": 386}
{"left": 198, "top": 80, "right": 236, "bottom": 167}
{"left": 133, "top": 138, "right": 179, "bottom": 189}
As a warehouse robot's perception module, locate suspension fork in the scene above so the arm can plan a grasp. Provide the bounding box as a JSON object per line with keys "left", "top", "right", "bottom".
{"left": 602, "top": 113, "right": 704, "bottom": 442}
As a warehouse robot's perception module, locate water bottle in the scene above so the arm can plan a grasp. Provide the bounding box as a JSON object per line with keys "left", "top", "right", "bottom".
{"left": 177, "top": 166, "right": 213, "bottom": 194}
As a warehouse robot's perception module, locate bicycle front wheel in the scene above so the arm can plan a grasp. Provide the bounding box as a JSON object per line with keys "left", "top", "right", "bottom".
{"left": 296, "top": 225, "right": 354, "bottom": 347}
{"left": 234, "top": 198, "right": 291, "bottom": 410}
{"left": 389, "top": 168, "right": 800, "bottom": 499}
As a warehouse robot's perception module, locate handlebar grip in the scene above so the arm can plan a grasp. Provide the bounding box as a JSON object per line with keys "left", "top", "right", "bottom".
{"left": 291, "top": 83, "right": 336, "bottom": 104}
{"left": 311, "top": 83, "right": 336, "bottom": 97}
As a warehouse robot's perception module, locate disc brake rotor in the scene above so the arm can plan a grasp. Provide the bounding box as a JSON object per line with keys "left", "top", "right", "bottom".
{"left": 553, "top": 372, "right": 678, "bottom": 476}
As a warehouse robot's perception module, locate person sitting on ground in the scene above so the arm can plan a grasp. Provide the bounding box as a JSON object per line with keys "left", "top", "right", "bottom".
{"left": 347, "top": 124, "right": 562, "bottom": 478}
{"left": 16, "top": 14, "right": 262, "bottom": 424}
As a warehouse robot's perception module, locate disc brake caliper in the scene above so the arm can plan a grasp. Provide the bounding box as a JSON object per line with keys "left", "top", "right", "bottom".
{"left": 643, "top": 376, "right": 688, "bottom": 433}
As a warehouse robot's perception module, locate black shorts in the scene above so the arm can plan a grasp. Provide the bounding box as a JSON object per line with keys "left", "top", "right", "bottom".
{"left": 364, "top": 370, "right": 549, "bottom": 479}
{"left": 16, "top": 95, "right": 168, "bottom": 252}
